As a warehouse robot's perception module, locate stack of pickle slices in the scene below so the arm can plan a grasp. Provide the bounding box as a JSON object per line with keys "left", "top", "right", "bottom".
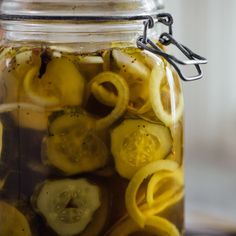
{"left": 0, "top": 45, "right": 184, "bottom": 236}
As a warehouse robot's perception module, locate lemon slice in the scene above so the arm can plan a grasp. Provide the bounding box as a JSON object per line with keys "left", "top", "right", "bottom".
{"left": 150, "top": 63, "right": 184, "bottom": 126}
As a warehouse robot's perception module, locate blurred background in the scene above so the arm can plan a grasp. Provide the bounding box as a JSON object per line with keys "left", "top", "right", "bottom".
{"left": 165, "top": 0, "right": 236, "bottom": 233}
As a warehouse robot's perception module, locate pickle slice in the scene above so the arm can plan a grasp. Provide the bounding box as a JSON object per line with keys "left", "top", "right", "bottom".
{"left": 81, "top": 186, "right": 110, "bottom": 236}
{"left": 0, "top": 102, "right": 52, "bottom": 131}
{"left": 44, "top": 113, "right": 108, "bottom": 175}
{"left": 0, "top": 201, "right": 32, "bottom": 236}
{"left": 112, "top": 49, "right": 151, "bottom": 114}
{"left": 24, "top": 57, "right": 84, "bottom": 107}
{"left": 32, "top": 179, "right": 101, "bottom": 236}
{"left": 1, "top": 50, "right": 51, "bottom": 130}
{"left": 48, "top": 111, "right": 93, "bottom": 135}
{"left": 78, "top": 56, "right": 104, "bottom": 64}
{"left": 14, "top": 50, "right": 36, "bottom": 80}
{"left": 112, "top": 49, "right": 150, "bottom": 81}
{"left": 111, "top": 119, "right": 172, "bottom": 179}
{"left": 14, "top": 102, "right": 50, "bottom": 131}
{"left": 1, "top": 102, "right": 56, "bottom": 131}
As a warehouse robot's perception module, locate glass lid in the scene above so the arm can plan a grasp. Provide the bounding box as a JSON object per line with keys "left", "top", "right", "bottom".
{"left": 0, "top": 0, "right": 164, "bottom": 18}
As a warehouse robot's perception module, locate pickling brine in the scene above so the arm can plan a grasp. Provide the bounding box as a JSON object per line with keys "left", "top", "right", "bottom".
{"left": 0, "top": 46, "right": 184, "bottom": 236}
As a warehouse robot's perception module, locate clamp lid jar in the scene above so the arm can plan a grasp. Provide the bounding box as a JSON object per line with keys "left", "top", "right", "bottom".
{"left": 0, "top": 1, "right": 206, "bottom": 235}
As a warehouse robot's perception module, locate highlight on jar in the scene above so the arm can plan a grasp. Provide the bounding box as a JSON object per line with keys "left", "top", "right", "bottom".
{"left": 0, "top": 46, "right": 185, "bottom": 235}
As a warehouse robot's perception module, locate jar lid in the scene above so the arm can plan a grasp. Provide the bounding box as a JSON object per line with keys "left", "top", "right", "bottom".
{"left": 0, "top": 0, "right": 164, "bottom": 18}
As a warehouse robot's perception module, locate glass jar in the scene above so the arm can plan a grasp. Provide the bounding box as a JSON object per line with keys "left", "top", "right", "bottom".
{"left": 0, "top": 1, "right": 206, "bottom": 235}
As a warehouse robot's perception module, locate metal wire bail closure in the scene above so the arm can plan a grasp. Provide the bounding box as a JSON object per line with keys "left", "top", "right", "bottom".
{"left": 137, "top": 13, "right": 207, "bottom": 81}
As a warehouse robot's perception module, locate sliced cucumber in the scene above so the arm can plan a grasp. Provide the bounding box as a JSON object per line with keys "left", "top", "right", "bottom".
{"left": 0, "top": 201, "right": 32, "bottom": 236}
{"left": 24, "top": 57, "right": 85, "bottom": 107}
{"left": 81, "top": 186, "right": 110, "bottom": 236}
{"left": 49, "top": 112, "right": 94, "bottom": 136}
{"left": 111, "top": 119, "right": 172, "bottom": 179}
{"left": 33, "top": 179, "right": 101, "bottom": 236}
{"left": 44, "top": 112, "right": 108, "bottom": 175}
{"left": 14, "top": 50, "right": 36, "bottom": 80}
{"left": 78, "top": 56, "right": 104, "bottom": 64}
{"left": 112, "top": 49, "right": 152, "bottom": 114}
{"left": 112, "top": 49, "right": 150, "bottom": 81}
{"left": 0, "top": 101, "right": 51, "bottom": 131}
{"left": 12, "top": 103, "right": 49, "bottom": 131}
{"left": 2, "top": 50, "right": 51, "bottom": 131}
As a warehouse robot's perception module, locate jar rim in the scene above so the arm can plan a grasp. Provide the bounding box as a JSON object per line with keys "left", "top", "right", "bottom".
{"left": 0, "top": 0, "right": 164, "bottom": 20}
{"left": 0, "top": 1, "right": 163, "bottom": 44}
{"left": 0, "top": 13, "right": 160, "bottom": 21}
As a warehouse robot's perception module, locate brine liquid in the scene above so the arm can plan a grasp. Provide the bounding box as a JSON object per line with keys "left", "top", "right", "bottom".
{"left": 0, "top": 46, "right": 184, "bottom": 236}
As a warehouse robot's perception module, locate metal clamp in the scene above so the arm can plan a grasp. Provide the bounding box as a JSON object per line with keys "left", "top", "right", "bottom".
{"left": 137, "top": 13, "right": 207, "bottom": 81}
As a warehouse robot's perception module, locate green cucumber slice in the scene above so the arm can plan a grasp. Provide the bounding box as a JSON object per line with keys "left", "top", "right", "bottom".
{"left": 111, "top": 119, "right": 172, "bottom": 179}
{"left": 34, "top": 179, "right": 101, "bottom": 236}
{"left": 44, "top": 112, "right": 108, "bottom": 175}
{"left": 0, "top": 201, "right": 32, "bottom": 236}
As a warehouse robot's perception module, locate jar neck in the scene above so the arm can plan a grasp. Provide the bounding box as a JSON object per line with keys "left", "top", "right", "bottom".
{"left": 1, "top": 19, "right": 160, "bottom": 50}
